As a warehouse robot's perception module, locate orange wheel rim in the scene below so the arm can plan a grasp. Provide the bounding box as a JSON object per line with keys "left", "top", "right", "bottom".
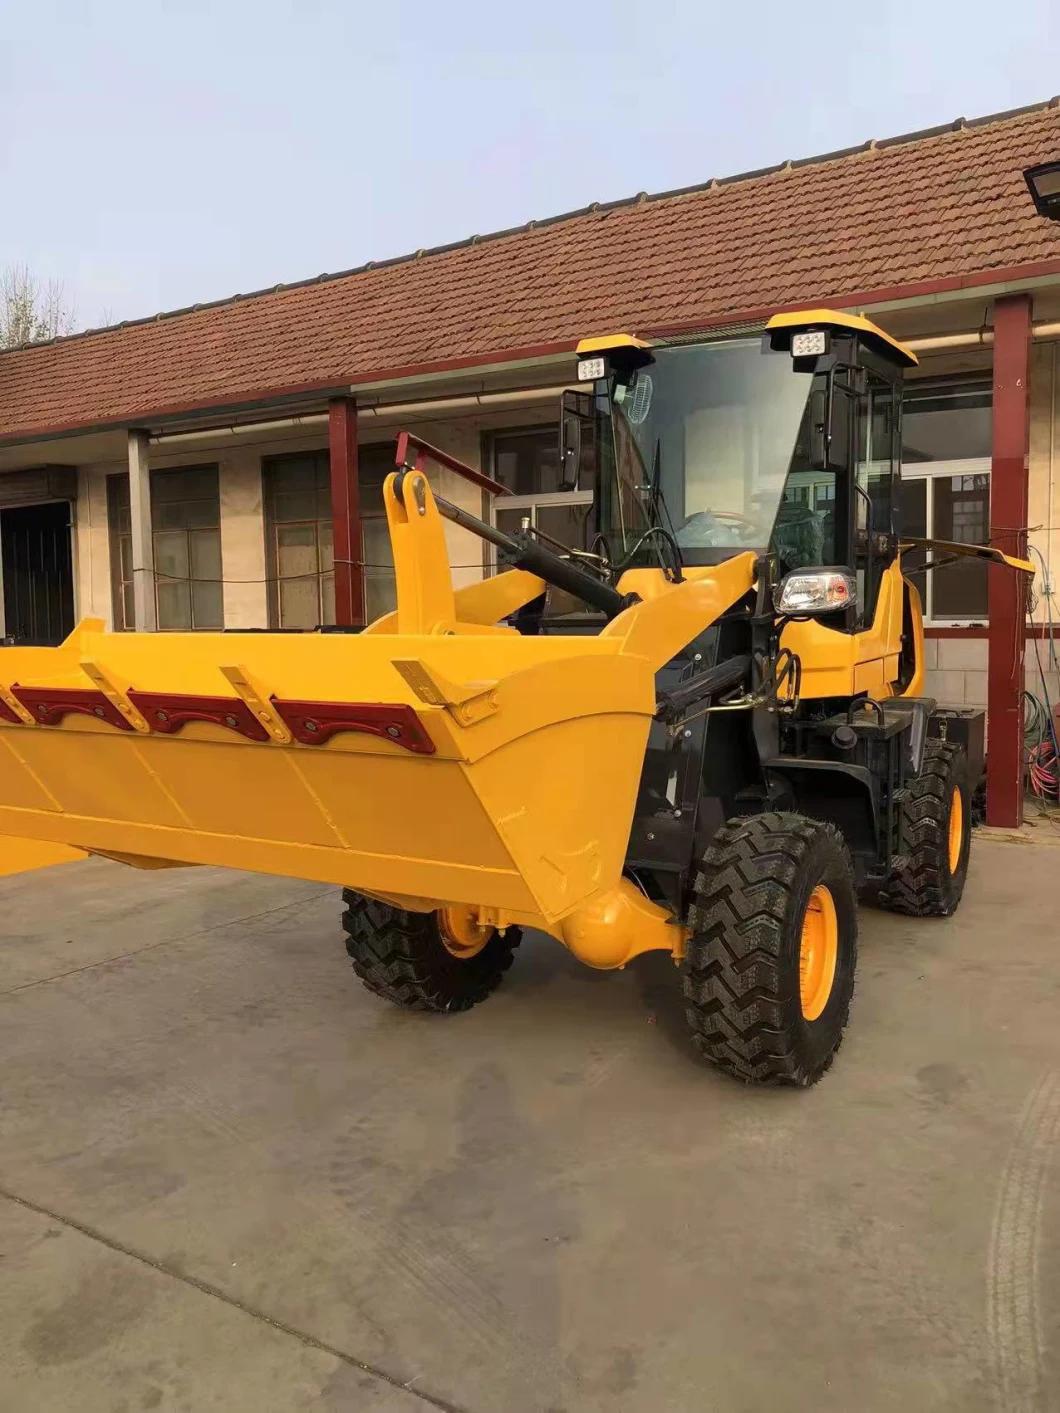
{"left": 799, "top": 884, "right": 838, "bottom": 1022}
{"left": 438, "top": 907, "right": 491, "bottom": 959}
{"left": 947, "top": 787, "right": 963, "bottom": 874}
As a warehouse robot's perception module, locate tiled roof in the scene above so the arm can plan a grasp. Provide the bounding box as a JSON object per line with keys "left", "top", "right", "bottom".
{"left": 3, "top": 100, "right": 1060, "bottom": 444}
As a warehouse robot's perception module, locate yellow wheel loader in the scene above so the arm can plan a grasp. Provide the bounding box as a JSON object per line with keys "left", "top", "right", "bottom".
{"left": 0, "top": 310, "right": 1031, "bottom": 1085}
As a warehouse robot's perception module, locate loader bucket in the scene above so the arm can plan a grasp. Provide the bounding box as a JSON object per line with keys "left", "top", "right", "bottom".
{"left": 0, "top": 470, "right": 755, "bottom": 942}
{"left": 0, "top": 617, "right": 656, "bottom": 929}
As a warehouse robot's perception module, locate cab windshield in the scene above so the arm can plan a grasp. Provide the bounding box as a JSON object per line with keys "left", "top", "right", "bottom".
{"left": 599, "top": 339, "right": 814, "bottom": 566}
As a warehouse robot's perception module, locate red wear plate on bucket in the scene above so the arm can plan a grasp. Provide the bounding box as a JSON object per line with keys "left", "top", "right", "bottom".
{"left": 272, "top": 699, "right": 435, "bottom": 753}
{"left": 11, "top": 685, "right": 133, "bottom": 730}
{"left": 127, "top": 691, "right": 269, "bottom": 742}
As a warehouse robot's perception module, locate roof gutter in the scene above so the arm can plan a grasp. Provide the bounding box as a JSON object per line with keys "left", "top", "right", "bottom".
{"left": 147, "top": 384, "right": 572, "bottom": 446}
{"left": 907, "top": 319, "right": 1060, "bottom": 353}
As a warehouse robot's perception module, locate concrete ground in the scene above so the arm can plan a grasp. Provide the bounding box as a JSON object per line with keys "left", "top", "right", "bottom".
{"left": 1, "top": 838, "right": 1058, "bottom": 1413}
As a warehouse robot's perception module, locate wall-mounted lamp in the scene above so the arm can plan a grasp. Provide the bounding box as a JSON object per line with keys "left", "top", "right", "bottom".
{"left": 1024, "top": 161, "right": 1060, "bottom": 221}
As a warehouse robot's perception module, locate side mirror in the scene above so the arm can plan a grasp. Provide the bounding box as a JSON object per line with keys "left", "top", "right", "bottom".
{"left": 559, "top": 390, "right": 593, "bottom": 491}
{"left": 774, "top": 568, "right": 857, "bottom": 616}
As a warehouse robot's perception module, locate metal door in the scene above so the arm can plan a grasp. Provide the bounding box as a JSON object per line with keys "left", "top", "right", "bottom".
{"left": 1, "top": 501, "right": 75, "bottom": 645}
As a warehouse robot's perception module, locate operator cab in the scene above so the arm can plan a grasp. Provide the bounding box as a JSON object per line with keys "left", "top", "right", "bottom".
{"left": 560, "top": 309, "right": 918, "bottom": 633}
{"left": 553, "top": 315, "right": 926, "bottom": 913}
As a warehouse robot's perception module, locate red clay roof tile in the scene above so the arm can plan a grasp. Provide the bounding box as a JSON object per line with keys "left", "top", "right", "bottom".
{"left": 2, "top": 102, "right": 1060, "bottom": 443}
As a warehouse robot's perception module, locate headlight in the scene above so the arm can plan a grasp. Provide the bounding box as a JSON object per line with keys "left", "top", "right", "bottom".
{"left": 791, "top": 330, "right": 828, "bottom": 358}
{"left": 775, "top": 569, "right": 856, "bottom": 615}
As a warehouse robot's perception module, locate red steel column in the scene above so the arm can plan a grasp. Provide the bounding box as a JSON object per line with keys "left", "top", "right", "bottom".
{"left": 328, "top": 396, "right": 365, "bottom": 627}
{"left": 986, "top": 294, "right": 1032, "bottom": 827}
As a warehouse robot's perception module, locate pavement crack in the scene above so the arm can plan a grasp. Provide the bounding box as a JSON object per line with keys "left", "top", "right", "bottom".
{"left": 0, "top": 1183, "right": 464, "bottom": 1413}
{"left": 0, "top": 890, "right": 336, "bottom": 997}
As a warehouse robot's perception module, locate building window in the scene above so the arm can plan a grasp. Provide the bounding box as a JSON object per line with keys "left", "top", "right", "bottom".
{"left": 898, "top": 377, "right": 992, "bottom": 624}
{"left": 108, "top": 465, "right": 223, "bottom": 630}
{"left": 262, "top": 444, "right": 397, "bottom": 629}
{"left": 107, "top": 475, "right": 135, "bottom": 631}
{"left": 263, "top": 451, "right": 335, "bottom": 629}
{"left": 487, "top": 427, "right": 592, "bottom": 558}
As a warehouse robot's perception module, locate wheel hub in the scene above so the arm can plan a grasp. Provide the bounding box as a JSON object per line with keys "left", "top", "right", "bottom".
{"left": 947, "top": 787, "right": 963, "bottom": 874}
{"left": 437, "top": 906, "right": 493, "bottom": 959}
{"left": 799, "top": 884, "right": 838, "bottom": 1021}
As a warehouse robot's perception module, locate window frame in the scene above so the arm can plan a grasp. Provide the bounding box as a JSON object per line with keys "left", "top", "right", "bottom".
{"left": 107, "top": 463, "right": 223, "bottom": 632}
{"left": 106, "top": 473, "right": 135, "bottom": 631}
{"left": 897, "top": 372, "right": 993, "bottom": 629}
{"left": 900, "top": 457, "right": 992, "bottom": 626}
{"left": 485, "top": 425, "right": 590, "bottom": 572}
{"left": 261, "top": 443, "right": 400, "bottom": 629}
{"left": 486, "top": 424, "right": 565, "bottom": 497}
{"left": 262, "top": 449, "right": 335, "bottom": 630}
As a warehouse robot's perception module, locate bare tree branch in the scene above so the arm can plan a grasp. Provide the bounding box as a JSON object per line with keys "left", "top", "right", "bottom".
{"left": 0, "top": 265, "right": 77, "bottom": 349}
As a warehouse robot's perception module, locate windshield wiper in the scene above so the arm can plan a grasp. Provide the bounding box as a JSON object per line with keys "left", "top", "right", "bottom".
{"left": 640, "top": 439, "right": 684, "bottom": 582}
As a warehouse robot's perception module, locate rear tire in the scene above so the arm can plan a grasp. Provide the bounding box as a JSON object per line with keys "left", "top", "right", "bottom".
{"left": 683, "top": 812, "right": 858, "bottom": 1086}
{"left": 341, "top": 891, "right": 520, "bottom": 1012}
{"left": 879, "top": 740, "right": 970, "bottom": 917}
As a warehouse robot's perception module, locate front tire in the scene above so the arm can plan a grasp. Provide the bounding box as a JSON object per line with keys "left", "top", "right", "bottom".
{"left": 880, "top": 740, "right": 970, "bottom": 917}
{"left": 341, "top": 891, "right": 520, "bottom": 1012}
{"left": 683, "top": 813, "right": 858, "bottom": 1086}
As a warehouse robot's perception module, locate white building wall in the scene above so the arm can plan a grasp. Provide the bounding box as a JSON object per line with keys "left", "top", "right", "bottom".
{"left": 218, "top": 447, "right": 267, "bottom": 628}
{"left": 74, "top": 465, "right": 116, "bottom": 625}
{"left": 922, "top": 636, "right": 988, "bottom": 708}
{"left": 921, "top": 628, "right": 1060, "bottom": 714}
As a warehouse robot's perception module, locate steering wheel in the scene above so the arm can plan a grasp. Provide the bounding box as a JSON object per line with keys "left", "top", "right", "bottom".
{"left": 708, "top": 509, "right": 761, "bottom": 530}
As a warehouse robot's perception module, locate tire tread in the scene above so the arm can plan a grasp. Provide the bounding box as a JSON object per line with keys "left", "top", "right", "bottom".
{"left": 882, "top": 740, "right": 967, "bottom": 917}
{"left": 683, "top": 812, "right": 857, "bottom": 1086}
{"left": 341, "top": 891, "right": 519, "bottom": 1012}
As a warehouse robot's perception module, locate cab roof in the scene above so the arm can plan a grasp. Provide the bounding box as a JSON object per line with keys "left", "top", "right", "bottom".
{"left": 578, "top": 310, "right": 918, "bottom": 367}
{"left": 766, "top": 308, "right": 918, "bottom": 367}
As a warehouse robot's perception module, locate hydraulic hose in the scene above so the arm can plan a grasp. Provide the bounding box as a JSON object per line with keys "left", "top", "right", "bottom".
{"left": 411, "top": 480, "right": 632, "bottom": 619}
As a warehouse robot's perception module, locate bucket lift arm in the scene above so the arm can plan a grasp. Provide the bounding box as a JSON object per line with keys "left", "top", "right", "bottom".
{"left": 391, "top": 433, "right": 631, "bottom": 619}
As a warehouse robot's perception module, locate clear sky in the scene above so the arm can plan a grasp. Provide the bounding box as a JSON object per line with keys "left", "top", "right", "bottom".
{"left": 2, "top": 0, "right": 1059, "bottom": 329}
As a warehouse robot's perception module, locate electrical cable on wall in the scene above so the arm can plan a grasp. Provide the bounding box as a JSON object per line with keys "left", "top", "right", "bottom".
{"left": 133, "top": 562, "right": 487, "bottom": 585}
{"left": 1024, "top": 543, "right": 1060, "bottom": 805}
{"left": 1024, "top": 692, "right": 1059, "bottom": 801}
